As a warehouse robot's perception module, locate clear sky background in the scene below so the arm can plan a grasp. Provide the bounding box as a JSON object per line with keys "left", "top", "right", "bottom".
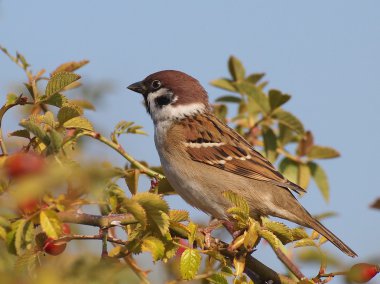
{"left": 1, "top": 1, "right": 379, "bottom": 282}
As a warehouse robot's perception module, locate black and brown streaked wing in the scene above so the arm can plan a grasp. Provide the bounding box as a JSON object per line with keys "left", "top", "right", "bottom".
{"left": 178, "top": 113, "right": 305, "bottom": 194}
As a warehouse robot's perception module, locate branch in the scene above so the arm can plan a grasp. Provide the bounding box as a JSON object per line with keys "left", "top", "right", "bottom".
{"left": 78, "top": 130, "right": 165, "bottom": 180}
{"left": 57, "top": 211, "right": 138, "bottom": 228}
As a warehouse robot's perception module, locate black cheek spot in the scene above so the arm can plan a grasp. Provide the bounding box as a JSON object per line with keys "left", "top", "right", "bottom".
{"left": 155, "top": 95, "right": 172, "bottom": 107}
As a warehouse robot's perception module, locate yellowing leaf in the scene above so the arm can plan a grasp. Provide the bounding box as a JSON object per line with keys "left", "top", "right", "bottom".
{"left": 294, "top": 238, "right": 317, "bottom": 248}
{"left": 169, "top": 210, "right": 189, "bottom": 222}
{"left": 308, "top": 162, "right": 329, "bottom": 202}
{"left": 14, "top": 249, "right": 38, "bottom": 273}
{"left": 228, "top": 56, "right": 245, "bottom": 81}
{"left": 208, "top": 273, "right": 229, "bottom": 284}
{"left": 233, "top": 254, "right": 246, "bottom": 276}
{"left": 45, "top": 72, "right": 81, "bottom": 97}
{"left": 63, "top": 117, "right": 94, "bottom": 131}
{"left": 142, "top": 236, "right": 165, "bottom": 261}
{"left": 307, "top": 145, "right": 340, "bottom": 160}
{"left": 180, "top": 248, "right": 201, "bottom": 280}
{"left": 121, "top": 199, "right": 147, "bottom": 228}
{"left": 40, "top": 210, "right": 62, "bottom": 239}
{"left": 223, "top": 191, "right": 249, "bottom": 216}
{"left": 298, "top": 163, "right": 311, "bottom": 189}
{"left": 259, "top": 229, "right": 284, "bottom": 250}
{"left": 290, "top": 228, "right": 309, "bottom": 241}
{"left": 279, "top": 158, "right": 299, "bottom": 185}
{"left": 124, "top": 169, "right": 140, "bottom": 195}
{"left": 57, "top": 104, "right": 82, "bottom": 124}
{"left": 51, "top": 60, "right": 89, "bottom": 75}
{"left": 262, "top": 219, "right": 293, "bottom": 245}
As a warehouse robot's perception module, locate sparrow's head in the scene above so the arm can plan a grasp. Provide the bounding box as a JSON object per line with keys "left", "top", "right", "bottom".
{"left": 127, "top": 70, "right": 210, "bottom": 123}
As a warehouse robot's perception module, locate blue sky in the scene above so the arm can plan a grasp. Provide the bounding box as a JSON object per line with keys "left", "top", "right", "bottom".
{"left": 1, "top": 0, "right": 379, "bottom": 281}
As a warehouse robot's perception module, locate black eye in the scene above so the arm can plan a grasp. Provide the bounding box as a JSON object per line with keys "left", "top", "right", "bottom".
{"left": 151, "top": 80, "right": 161, "bottom": 90}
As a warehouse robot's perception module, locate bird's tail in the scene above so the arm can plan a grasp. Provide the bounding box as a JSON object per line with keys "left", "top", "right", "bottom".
{"left": 307, "top": 218, "right": 357, "bottom": 258}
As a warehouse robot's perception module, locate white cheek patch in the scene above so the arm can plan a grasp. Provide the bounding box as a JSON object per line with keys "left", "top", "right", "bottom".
{"left": 147, "top": 88, "right": 206, "bottom": 123}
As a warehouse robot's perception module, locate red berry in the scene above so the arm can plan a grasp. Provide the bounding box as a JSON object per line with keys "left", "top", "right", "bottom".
{"left": 4, "top": 152, "right": 45, "bottom": 179}
{"left": 43, "top": 238, "right": 67, "bottom": 256}
{"left": 347, "top": 263, "right": 379, "bottom": 283}
{"left": 61, "top": 223, "right": 71, "bottom": 235}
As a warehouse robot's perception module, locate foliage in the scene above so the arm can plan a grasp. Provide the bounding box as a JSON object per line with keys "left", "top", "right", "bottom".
{"left": 0, "top": 47, "right": 377, "bottom": 284}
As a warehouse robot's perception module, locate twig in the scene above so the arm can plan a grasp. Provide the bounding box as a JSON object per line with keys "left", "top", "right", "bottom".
{"left": 54, "top": 234, "right": 127, "bottom": 246}
{"left": 274, "top": 248, "right": 305, "bottom": 280}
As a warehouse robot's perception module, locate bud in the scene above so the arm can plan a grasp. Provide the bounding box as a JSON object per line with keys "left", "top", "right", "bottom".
{"left": 347, "top": 263, "right": 379, "bottom": 283}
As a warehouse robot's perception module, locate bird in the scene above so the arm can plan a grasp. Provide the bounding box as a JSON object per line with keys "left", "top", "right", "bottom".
{"left": 127, "top": 70, "right": 357, "bottom": 257}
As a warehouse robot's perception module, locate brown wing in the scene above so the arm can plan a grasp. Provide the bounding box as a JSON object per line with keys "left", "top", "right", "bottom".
{"left": 177, "top": 113, "right": 305, "bottom": 194}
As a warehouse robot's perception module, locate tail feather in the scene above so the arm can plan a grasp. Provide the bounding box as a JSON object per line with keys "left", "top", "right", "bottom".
{"left": 308, "top": 218, "right": 357, "bottom": 258}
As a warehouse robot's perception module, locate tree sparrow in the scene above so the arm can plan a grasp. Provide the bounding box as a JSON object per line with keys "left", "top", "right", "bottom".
{"left": 127, "top": 70, "right": 356, "bottom": 257}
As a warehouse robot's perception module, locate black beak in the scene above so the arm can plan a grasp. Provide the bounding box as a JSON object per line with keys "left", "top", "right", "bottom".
{"left": 127, "top": 81, "right": 146, "bottom": 94}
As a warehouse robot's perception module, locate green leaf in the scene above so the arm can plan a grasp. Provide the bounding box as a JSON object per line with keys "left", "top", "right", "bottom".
{"left": 210, "top": 78, "right": 236, "bottom": 92}
{"left": 63, "top": 117, "right": 94, "bottom": 131}
{"left": 187, "top": 222, "right": 198, "bottom": 246}
{"left": 40, "top": 210, "right": 62, "bottom": 239}
{"left": 51, "top": 60, "right": 89, "bottom": 75}
{"left": 228, "top": 56, "right": 245, "bottom": 81}
{"left": 290, "top": 228, "right": 309, "bottom": 241}
{"left": 0, "top": 226, "right": 6, "bottom": 240}
{"left": 294, "top": 238, "right": 317, "bottom": 248}
{"left": 279, "top": 158, "right": 299, "bottom": 184}
{"left": 45, "top": 72, "right": 81, "bottom": 97}
{"left": 15, "top": 219, "right": 29, "bottom": 255}
{"left": 262, "top": 126, "right": 278, "bottom": 163}
{"left": 57, "top": 104, "right": 82, "bottom": 124}
{"left": 141, "top": 236, "right": 165, "bottom": 261}
{"left": 8, "top": 129, "right": 30, "bottom": 140}
{"left": 47, "top": 129, "right": 63, "bottom": 153}
{"left": 208, "top": 273, "right": 229, "bottom": 284}
{"left": 237, "top": 81, "right": 270, "bottom": 113}
{"left": 278, "top": 124, "right": 296, "bottom": 146}
{"left": 121, "top": 199, "right": 147, "bottom": 228}
{"left": 246, "top": 73, "right": 266, "bottom": 85}
{"left": 42, "top": 93, "right": 68, "bottom": 107}
{"left": 19, "top": 120, "right": 50, "bottom": 145}
{"left": 307, "top": 146, "right": 340, "bottom": 160}
{"left": 215, "top": 95, "right": 241, "bottom": 103}
{"left": 268, "top": 89, "right": 291, "bottom": 111}
{"left": 273, "top": 109, "right": 304, "bottom": 134}
{"left": 222, "top": 191, "right": 249, "bottom": 216}
{"left": 308, "top": 162, "right": 329, "bottom": 202}
{"left": 0, "top": 216, "right": 10, "bottom": 229}
{"left": 262, "top": 219, "right": 293, "bottom": 244}
{"left": 124, "top": 169, "right": 140, "bottom": 195}
{"left": 70, "top": 99, "right": 96, "bottom": 110}
{"left": 133, "top": 193, "right": 170, "bottom": 235}
{"left": 180, "top": 248, "right": 201, "bottom": 280}
{"left": 169, "top": 210, "right": 189, "bottom": 222}
{"left": 6, "top": 93, "right": 18, "bottom": 106}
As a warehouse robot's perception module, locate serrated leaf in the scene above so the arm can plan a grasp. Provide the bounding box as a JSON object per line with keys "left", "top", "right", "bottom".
{"left": 8, "top": 129, "right": 30, "bottom": 139}
{"left": 233, "top": 254, "right": 246, "bottom": 276}
{"left": 45, "top": 72, "right": 81, "bottom": 97}
{"left": 14, "top": 249, "right": 38, "bottom": 273}
{"left": 290, "top": 228, "right": 309, "bottom": 241}
{"left": 169, "top": 210, "right": 189, "bottom": 222}
{"left": 268, "top": 89, "right": 291, "bottom": 111}
{"left": 273, "top": 109, "right": 304, "bottom": 134}
{"left": 133, "top": 193, "right": 170, "bottom": 235}
{"left": 180, "top": 248, "right": 201, "bottom": 280}
{"left": 307, "top": 146, "right": 340, "bottom": 160}
{"left": 298, "top": 163, "right": 311, "bottom": 189}
{"left": 40, "top": 210, "right": 62, "bottom": 239}
{"left": 15, "top": 219, "right": 28, "bottom": 255}
{"left": 223, "top": 191, "right": 249, "bottom": 216}
{"left": 187, "top": 222, "right": 198, "bottom": 246}
{"left": 57, "top": 104, "right": 82, "bottom": 124}
{"left": 121, "top": 198, "right": 147, "bottom": 228}
{"left": 208, "top": 273, "right": 229, "bottom": 284}
{"left": 262, "top": 126, "right": 278, "bottom": 163}
{"left": 244, "top": 222, "right": 259, "bottom": 249}
{"left": 215, "top": 95, "right": 241, "bottom": 103}
{"left": 308, "top": 162, "right": 329, "bottom": 202}
{"left": 294, "top": 238, "right": 317, "bottom": 248}
{"left": 20, "top": 120, "right": 50, "bottom": 145}
{"left": 279, "top": 158, "right": 299, "bottom": 184}
{"left": 42, "top": 93, "right": 68, "bottom": 107}
{"left": 210, "top": 78, "right": 236, "bottom": 92}
{"left": 124, "top": 169, "right": 140, "bottom": 195}
{"left": 259, "top": 229, "right": 284, "bottom": 250}
{"left": 141, "top": 236, "right": 165, "bottom": 261}
{"left": 63, "top": 117, "right": 93, "bottom": 131}
{"left": 228, "top": 56, "right": 245, "bottom": 81}
{"left": 6, "top": 228, "right": 17, "bottom": 255}
{"left": 47, "top": 129, "right": 63, "bottom": 153}
{"left": 262, "top": 219, "right": 293, "bottom": 244}
{"left": 51, "top": 60, "right": 89, "bottom": 75}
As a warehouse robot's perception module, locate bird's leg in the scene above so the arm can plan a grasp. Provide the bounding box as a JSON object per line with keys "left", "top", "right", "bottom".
{"left": 200, "top": 218, "right": 224, "bottom": 247}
